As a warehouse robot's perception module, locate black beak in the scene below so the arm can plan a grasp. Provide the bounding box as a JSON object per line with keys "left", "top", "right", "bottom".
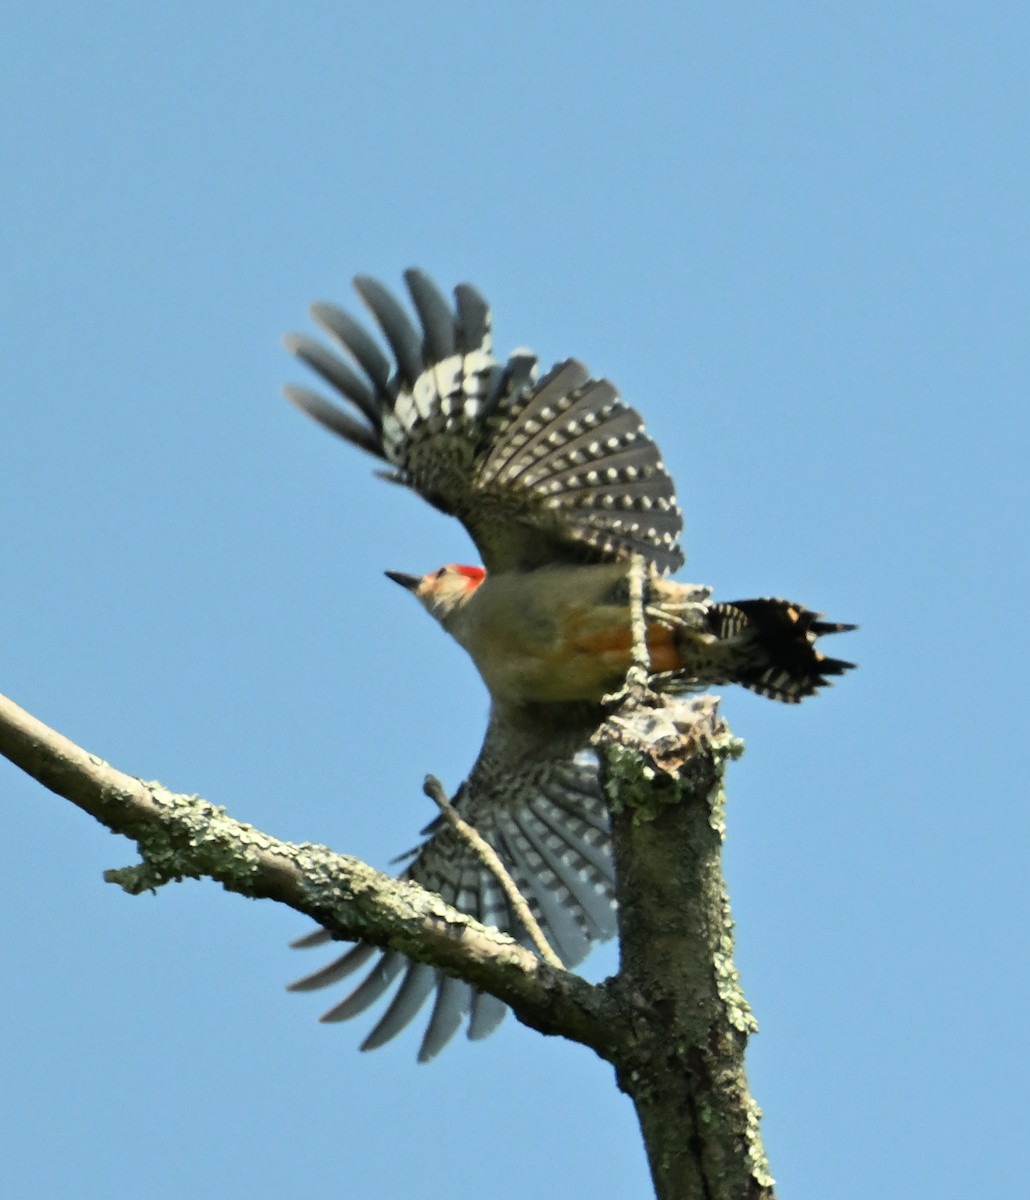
{"left": 385, "top": 570, "right": 421, "bottom": 591}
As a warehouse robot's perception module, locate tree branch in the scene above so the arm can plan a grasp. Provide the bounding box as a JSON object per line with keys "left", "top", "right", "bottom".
{"left": 597, "top": 695, "right": 773, "bottom": 1200}
{"left": 2, "top": 682, "right": 774, "bottom": 1199}
{"left": 0, "top": 689, "right": 622, "bottom": 1058}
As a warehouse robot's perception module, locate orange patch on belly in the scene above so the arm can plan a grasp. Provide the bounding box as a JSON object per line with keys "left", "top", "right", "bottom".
{"left": 644, "top": 626, "right": 680, "bottom": 673}
{"left": 569, "top": 622, "right": 679, "bottom": 673}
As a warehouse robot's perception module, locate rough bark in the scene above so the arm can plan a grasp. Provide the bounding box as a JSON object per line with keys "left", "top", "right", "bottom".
{"left": 596, "top": 695, "right": 774, "bottom": 1200}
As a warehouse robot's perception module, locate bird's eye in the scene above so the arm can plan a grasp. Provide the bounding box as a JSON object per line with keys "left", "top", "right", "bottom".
{"left": 435, "top": 567, "right": 447, "bottom": 579}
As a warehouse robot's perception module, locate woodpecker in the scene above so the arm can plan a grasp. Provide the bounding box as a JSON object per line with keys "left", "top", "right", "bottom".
{"left": 283, "top": 270, "right": 855, "bottom": 1060}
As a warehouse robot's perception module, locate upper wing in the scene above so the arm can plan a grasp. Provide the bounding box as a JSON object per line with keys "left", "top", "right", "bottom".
{"left": 284, "top": 269, "right": 685, "bottom": 573}
{"left": 287, "top": 706, "right": 616, "bottom": 1061}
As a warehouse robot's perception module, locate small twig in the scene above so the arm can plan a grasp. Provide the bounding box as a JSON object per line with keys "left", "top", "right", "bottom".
{"left": 422, "top": 774, "right": 564, "bottom": 969}
{"left": 625, "top": 553, "right": 652, "bottom": 692}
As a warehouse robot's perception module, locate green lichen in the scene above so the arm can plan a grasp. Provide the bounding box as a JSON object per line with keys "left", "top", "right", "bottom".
{"left": 744, "top": 1095, "right": 775, "bottom": 1189}
{"left": 104, "top": 780, "right": 296, "bottom": 895}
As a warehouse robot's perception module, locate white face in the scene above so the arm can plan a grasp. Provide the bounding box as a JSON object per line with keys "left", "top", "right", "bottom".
{"left": 414, "top": 564, "right": 486, "bottom": 621}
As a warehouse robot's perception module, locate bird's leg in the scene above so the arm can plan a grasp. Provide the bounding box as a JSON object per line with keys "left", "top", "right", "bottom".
{"left": 644, "top": 581, "right": 713, "bottom": 630}
{"left": 643, "top": 604, "right": 692, "bottom": 631}
{"left": 650, "top": 669, "right": 702, "bottom": 694}
{"left": 642, "top": 604, "right": 680, "bottom": 630}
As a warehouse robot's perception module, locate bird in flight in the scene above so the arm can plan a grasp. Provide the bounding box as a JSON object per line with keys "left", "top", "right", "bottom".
{"left": 283, "top": 270, "right": 854, "bottom": 1060}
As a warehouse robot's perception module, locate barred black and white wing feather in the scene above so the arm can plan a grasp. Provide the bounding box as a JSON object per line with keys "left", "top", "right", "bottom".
{"left": 284, "top": 269, "right": 685, "bottom": 573}
{"left": 288, "top": 710, "right": 615, "bottom": 1061}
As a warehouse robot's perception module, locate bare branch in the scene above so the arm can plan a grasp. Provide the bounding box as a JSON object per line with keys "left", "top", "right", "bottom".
{"left": 626, "top": 552, "right": 652, "bottom": 689}
{"left": 0, "top": 689, "right": 623, "bottom": 1058}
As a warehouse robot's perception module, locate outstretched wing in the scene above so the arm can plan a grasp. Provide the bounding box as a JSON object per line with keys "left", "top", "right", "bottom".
{"left": 284, "top": 269, "right": 684, "bottom": 573}
{"left": 288, "top": 707, "right": 616, "bottom": 1061}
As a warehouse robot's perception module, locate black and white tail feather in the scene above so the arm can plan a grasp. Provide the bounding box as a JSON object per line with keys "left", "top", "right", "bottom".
{"left": 696, "top": 599, "right": 856, "bottom": 703}
{"left": 284, "top": 269, "right": 684, "bottom": 574}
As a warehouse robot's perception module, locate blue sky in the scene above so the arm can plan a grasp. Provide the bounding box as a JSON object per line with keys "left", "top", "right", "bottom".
{"left": 2, "top": 4, "right": 1026, "bottom": 1197}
